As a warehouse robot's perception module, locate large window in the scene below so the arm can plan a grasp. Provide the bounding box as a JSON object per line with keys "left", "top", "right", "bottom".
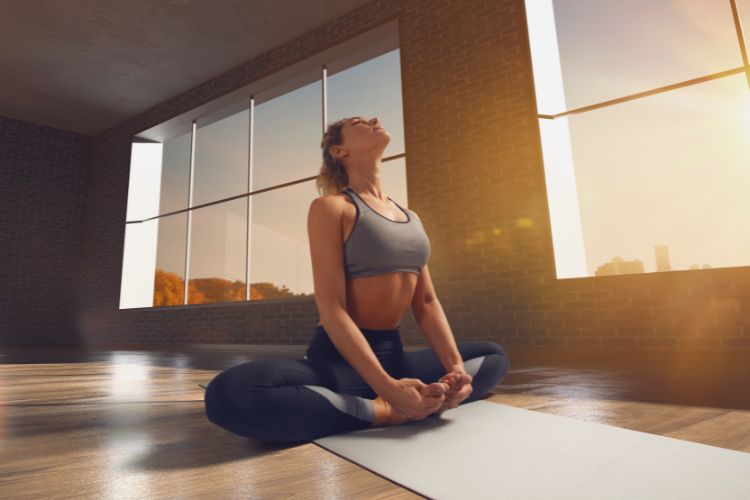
{"left": 120, "top": 28, "right": 406, "bottom": 309}
{"left": 525, "top": 0, "right": 750, "bottom": 278}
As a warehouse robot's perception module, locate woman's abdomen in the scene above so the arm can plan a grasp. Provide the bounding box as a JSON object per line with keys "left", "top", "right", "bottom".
{"left": 344, "top": 272, "right": 417, "bottom": 329}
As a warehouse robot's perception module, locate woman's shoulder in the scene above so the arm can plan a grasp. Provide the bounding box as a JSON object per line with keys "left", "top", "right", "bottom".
{"left": 315, "top": 190, "right": 355, "bottom": 207}
{"left": 308, "top": 191, "right": 355, "bottom": 220}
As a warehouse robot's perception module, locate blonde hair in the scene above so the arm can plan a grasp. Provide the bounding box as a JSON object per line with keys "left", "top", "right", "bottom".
{"left": 316, "top": 117, "right": 350, "bottom": 196}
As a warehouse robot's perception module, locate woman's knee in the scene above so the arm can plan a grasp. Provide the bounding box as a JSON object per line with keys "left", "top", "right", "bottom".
{"left": 488, "top": 348, "right": 510, "bottom": 382}
{"left": 461, "top": 342, "right": 510, "bottom": 389}
{"left": 478, "top": 340, "right": 508, "bottom": 356}
{"left": 204, "top": 371, "right": 230, "bottom": 428}
{"left": 459, "top": 341, "right": 509, "bottom": 365}
{"left": 203, "top": 361, "right": 275, "bottom": 432}
{"left": 490, "top": 343, "right": 510, "bottom": 376}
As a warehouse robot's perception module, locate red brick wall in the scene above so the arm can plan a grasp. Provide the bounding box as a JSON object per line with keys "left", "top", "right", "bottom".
{"left": 0, "top": 116, "right": 91, "bottom": 347}
{"left": 60, "top": 0, "right": 750, "bottom": 349}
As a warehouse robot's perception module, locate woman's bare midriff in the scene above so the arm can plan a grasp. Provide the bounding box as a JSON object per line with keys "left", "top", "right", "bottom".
{"left": 315, "top": 190, "right": 418, "bottom": 331}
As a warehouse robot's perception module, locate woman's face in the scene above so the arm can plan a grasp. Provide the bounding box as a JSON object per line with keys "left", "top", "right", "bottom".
{"left": 333, "top": 116, "right": 390, "bottom": 160}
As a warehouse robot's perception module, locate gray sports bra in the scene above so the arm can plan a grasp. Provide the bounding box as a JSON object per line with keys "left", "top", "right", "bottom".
{"left": 341, "top": 187, "right": 431, "bottom": 278}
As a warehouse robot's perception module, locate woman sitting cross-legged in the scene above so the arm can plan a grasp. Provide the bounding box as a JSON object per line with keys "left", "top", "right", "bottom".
{"left": 204, "top": 116, "right": 510, "bottom": 443}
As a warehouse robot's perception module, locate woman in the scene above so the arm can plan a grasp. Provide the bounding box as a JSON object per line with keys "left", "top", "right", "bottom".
{"left": 204, "top": 116, "right": 510, "bottom": 443}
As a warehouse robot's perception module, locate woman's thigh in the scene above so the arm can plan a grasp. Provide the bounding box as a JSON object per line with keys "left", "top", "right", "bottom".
{"left": 399, "top": 341, "right": 510, "bottom": 403}
{"left": 204, "top": 356, "right": 378, "bottom": 442}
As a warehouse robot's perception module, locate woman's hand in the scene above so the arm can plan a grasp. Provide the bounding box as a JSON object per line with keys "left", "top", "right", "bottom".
{"left": 380, "top": 377, "right": 449, "bottom": 421}
{"left": 435, "top": 364, "right": 473, "bottom": 413}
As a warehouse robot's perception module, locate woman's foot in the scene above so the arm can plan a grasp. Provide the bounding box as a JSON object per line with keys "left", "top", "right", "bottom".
{"left": 434, "top": 372, "right": 472, "bottom": 413}
{"left": 371, "top": 382, "right": 448, "bottom": 426}
{"left": 371, "top": 396, "right": 409, "bottom": 426}
{"left": 439, "top": 372, "right": 472, "bottom": 396}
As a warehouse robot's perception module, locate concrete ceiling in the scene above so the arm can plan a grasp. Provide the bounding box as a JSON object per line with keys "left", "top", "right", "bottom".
{"left": 0, "top": 0, "right": 372, "bottom": 137}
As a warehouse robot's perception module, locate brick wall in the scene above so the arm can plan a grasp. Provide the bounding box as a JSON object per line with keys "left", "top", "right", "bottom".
{"left": 0, "top": 115, "right": 91, "bottom": 347}
{"left": 16, "top": 0, "right": 748, "bottom": 349}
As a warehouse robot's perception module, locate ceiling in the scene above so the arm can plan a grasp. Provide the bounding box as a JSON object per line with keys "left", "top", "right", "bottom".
{"left": 0, "top": 0, "right": 372, "bottom": 137}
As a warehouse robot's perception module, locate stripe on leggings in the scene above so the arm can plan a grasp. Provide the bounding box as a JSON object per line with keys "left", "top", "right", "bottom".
{"left": 462, "top": 355, "right": 486, "bottom": 378}
{"left": 301, "top": 384, "right": 375, "bottom": 423}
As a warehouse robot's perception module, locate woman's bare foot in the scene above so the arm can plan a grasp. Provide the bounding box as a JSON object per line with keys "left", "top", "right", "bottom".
{"left": 371, "top": 396, "right": 409, "bottom": 426}
{"left": 439, "top": 372, "right": 472, "bottom": 395}
{"left": 371, "top": 382, "right": 449, "bottom": 426}
{"left": 435, "top": 372, "right": 472, "bottom": 413}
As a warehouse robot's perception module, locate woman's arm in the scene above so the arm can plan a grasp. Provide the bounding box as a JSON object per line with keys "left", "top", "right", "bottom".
{"left": 411, "top": 264, "right": 466, "bottom": 373}
{"left": 409, "top": 210, "right": 465, "bottom": 373}
{"left": 319, "top": 307, "right": 397, "bottom": 395}
{"left": 308, "top": 196, "right": 397, "bottom": 395}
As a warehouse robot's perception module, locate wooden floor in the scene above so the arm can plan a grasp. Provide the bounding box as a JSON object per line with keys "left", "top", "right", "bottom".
{"left": 1, "top": 345, "right": 749, "bottom": 499}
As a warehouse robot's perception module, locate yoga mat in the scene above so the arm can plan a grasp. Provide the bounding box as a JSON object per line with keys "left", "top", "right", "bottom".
{"left": 314, "top": 400, "right": 750, "bottom": 499}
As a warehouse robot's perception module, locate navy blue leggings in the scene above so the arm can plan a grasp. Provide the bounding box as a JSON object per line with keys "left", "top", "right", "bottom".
{"left": 204, "top": 324, "right": 510, "bottom": 443}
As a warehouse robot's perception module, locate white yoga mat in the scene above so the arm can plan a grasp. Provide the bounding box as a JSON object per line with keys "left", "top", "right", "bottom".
{"left": 314, "top": 400, "right": 750, "bottom": 499}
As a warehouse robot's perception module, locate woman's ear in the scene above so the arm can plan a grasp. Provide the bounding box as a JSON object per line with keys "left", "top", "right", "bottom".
{"left": 330, "top": 145, "right": 347, "bottom": 160}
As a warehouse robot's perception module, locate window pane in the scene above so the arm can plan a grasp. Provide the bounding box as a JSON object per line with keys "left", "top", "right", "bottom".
{"left": 126, "top": 141, "right": 163, "bottom": 222}
{"left": 122, "top": 141, "right": 167, "bottom": 309}
{"left": 249, "top": 182, "right": 317, "bottom": 300}
{"left": 159, "top": 131, "right": 192, "bottom": 216}
{"left": 153, "top": 211, "right": 188, "bottom": 307}
{"left": 739, "top": 0, "right": 750, "bottom": 50}
{"left": 192, "top": 109, "right": 250, "bottom": 207}
{"left": 253, "top": 80, "right": 322, "bottom": 191}
{"left": 549, "top": 0, "right": 742, "bottom": 112}
{"left": 119, "top": 218, "right": 158, "bottom": 309}
{"left": 541, "top": 72, "right": 750, "bottom": 278}
{"left": 187, "top": 198, "right": 247, "bottom": 305}
{"left": 327, "top": 48, "right": 405, "bottom": 157}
